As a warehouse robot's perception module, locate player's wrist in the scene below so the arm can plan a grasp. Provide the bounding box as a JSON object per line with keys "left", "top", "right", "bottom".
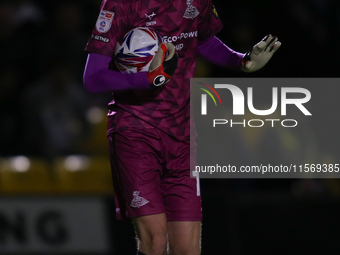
{"left": 131, "top": 72, "right": 153, "bottom": 89}
{"left": 240, "top": 51, "right": 253, "bottom": 72}
{"left": 147, "top": 67, "right": 172, "bottom": 87}
{"left": 147, "top": 43, "right": 178, "bottom": 87}
{"left": 241, "top": 35, "right": 281, "bottom": 73}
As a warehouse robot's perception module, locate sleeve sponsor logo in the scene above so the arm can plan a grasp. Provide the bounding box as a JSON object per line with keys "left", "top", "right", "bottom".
{"left": 211, "top": 5, "right": 219, "bottom": 20}
{"left": 91, "top": 34, "right": 110, "bottom": 43}
{"left": 96, "top": 10, "right": 115, "bottom": 33}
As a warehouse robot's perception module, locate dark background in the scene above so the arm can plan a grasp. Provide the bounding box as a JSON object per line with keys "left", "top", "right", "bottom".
{"left": 0, "top": 0, "right": 340, "bottom": 254}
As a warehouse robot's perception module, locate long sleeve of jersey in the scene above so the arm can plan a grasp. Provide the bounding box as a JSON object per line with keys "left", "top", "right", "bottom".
{"left": 197, "top": 36, "right": 244, "bottom": 69}
{"left": 83, "top": 53, "right": 151, "bottom": 93}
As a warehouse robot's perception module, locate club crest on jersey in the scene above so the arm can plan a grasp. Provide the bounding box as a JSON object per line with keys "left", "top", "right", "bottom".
{"left": 183, "top": 0, "right": 200, "bottom": 19}
{"left": 96, "top": 10, "right": 114, "bottom": 33}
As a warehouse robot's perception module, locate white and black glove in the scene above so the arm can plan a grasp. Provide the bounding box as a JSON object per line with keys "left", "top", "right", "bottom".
{"left": 147, "top": 42, "right": 178, "bottom": 87}
{"left": 241, "top": 35, "right": 281, "bottom": 73}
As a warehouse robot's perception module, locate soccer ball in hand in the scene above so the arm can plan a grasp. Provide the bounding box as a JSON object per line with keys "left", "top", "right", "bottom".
{"left": 114, "top": 27, "right": 162, "bottom": 74}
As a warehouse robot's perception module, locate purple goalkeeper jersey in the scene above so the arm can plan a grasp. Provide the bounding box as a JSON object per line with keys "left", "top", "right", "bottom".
{"left": 85, "top": 0, "right": 223, "bottom": 140}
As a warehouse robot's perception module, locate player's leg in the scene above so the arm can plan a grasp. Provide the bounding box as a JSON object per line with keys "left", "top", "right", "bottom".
{"left": 167, "top": 221, "right": 201, "bottom": 255}
{"left": 133, "top": 213, "right": 168, "bottom": 255}
{"left": 161, "top": 135, "right": 202, "bottom": 255}
{"left": 108, "top": 128, "right": 167, "bottom": 254}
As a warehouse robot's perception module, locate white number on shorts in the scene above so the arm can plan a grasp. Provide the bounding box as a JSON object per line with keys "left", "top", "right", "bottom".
{"left": 192, "top": 170, "right": 200, "bottom": 196}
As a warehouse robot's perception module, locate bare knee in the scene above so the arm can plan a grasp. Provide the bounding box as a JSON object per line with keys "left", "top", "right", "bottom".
{"left": 139, "top": 233, "right": 167, "bottom": 255}
{"left": 168, "top": 221, "right": 201, "bottom": 255}
{"left": 134, "top": 213, "right": 168, "bottom": 255}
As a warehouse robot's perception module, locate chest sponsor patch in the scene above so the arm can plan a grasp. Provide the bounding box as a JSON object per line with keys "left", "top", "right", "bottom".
{"left": 96, "top": 10, "right": 114, "bottom": 33}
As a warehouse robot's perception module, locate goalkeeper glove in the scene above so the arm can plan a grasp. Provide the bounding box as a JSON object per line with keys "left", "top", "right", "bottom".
{"left": 241, "top": 35, "right": 281, "bottom": 73}
{"left": 147, "top": 43, "right": 178, "bottom": 87}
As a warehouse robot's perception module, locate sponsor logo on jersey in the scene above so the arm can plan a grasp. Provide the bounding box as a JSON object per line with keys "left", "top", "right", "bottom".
{"left": 146, "top": 21, "right": 157, "bottom": 26}
{"left": 96, "top": 10, "right": 114, "bottom": 33}
{"left": 145, "top": 12, "right": 156, "bottom": 20}
{"left": 130, "top": 191, "right": 149, "bottom": 208}
{"left": 162, "top": 31, "right": 198, "bottom": 43}
{"left": 145, "top": 12, "right": 157, "bottom": 26}
{"left": 211, "top": 5, "right": 219, "bottom": 20}
{"left": 175, "top": 44, "right": 184, "bottom": 51}
{"left": 91, "top": 34, "right": 110, "bottom": 43}
{"left": 163, "top": 31, "right": 198, "bottom": 52}
{"left": 183, "top": 0, "right": 200, "bottom": 19}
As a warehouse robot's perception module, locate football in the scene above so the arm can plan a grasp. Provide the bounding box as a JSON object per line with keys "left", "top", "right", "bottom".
{"left": 114, "top": 27, "right": 162, "bottom": 74}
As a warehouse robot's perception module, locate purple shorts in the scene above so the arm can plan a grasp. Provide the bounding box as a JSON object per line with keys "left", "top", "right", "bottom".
{"left": 108, "top": 127, "right": 201, "bottom": 221}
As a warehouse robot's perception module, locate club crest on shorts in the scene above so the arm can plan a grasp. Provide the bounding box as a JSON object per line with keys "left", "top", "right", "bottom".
{"left": 130, "top": 191, "right": 149, "bottom": 208}
{"left": 96, "top": 10, "right": 114, "bottom": 33}
{"left": 183, "top": 0, "right": 200, "bottom": 19}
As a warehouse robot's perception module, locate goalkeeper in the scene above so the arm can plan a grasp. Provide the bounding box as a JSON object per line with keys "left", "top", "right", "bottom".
{"left": 83, "top": 1, "right": 281, "bottom": 254}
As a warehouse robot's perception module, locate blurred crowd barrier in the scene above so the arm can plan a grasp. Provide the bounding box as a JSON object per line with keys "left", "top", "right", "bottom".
{"left": 0, "top": 99, "right": 113, "bottom": 195}
{"left": 0, "top": 155, "right": 113, "bottom": 195}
